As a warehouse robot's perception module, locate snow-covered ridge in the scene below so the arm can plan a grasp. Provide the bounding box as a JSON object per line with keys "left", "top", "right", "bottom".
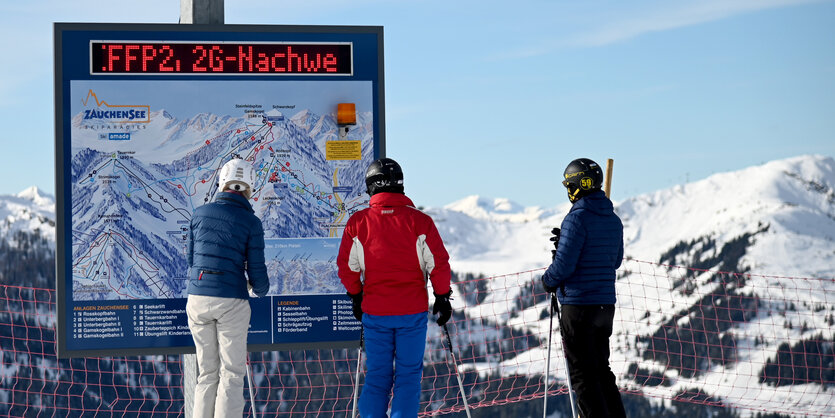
{"left": 618, "top": 154, "right": 835, "bottom": 277}
{"left": 16, "top": 186, "right": 55, "bottom": 208}
{"left": 0, "top": 186, "right": 56, "bottom": 242}
{"left": 443, "top": 195, "right": 560, "bottom": 222}
{"left": 428, "top": 154, "right": 835, "bottom": 279}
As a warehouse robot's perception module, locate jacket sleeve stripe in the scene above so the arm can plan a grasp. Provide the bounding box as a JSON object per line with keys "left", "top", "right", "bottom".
{"left": 348, "top": 237, "right": 365, "bottom": 273}
{"left": 416, "top": 234, "right": 436, "bottom": 279}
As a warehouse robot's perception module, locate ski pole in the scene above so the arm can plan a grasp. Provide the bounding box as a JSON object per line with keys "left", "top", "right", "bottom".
{"left": 543, "top": 292, "right": 556, "bottom": 418}
{"left": 351, "top": 329, "right": 364, "bottom": 418}
{"left": 442, "top": 323, "right": 472, "bottom": 418}
{"left": 553, "top": 293, "right": 578, "bottom": 418}
{"left": 246, "top": 353, "right": 258, "bottom": 418}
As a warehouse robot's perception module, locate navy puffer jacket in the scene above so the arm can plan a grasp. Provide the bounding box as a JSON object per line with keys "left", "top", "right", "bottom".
{"left": 542, "top": 190, "right": 623, "bottom": 305}
{"left": 187, "top": 192, "right": 269, "bottom": 299}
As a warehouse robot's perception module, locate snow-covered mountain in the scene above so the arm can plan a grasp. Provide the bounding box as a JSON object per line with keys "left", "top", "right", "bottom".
{"left": 422, "top": 154, "right": 835, "bottom": 415}
{"left": 429, "top": 154, "right": 835, "bottom": 280}
{"left": 0, "top": 186, "right": 55, "bottom": 290}
{"left": 0, "top": 186, "right": 55, "bottom": 244}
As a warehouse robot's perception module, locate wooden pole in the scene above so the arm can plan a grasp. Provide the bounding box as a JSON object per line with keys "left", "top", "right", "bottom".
{"left": 604, "top": 158, "right": 613, "bottom": 199}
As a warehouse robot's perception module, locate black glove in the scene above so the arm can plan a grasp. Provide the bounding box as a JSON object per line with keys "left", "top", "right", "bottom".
{"left": 549, "top": 227, "right": 561, "bottom": 260}
{"left": 541, "top": 275, "right": 558, "bottom": 294}
{"left": 432, "top": 290, "right": 453, "bottom": 326}
{"left": 347, "top": 292, "right": 363, "bottom": 321}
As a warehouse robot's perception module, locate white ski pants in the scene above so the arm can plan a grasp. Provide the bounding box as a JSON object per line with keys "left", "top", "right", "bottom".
{"left": 187, "top": 294, "right": 251, "bottom": 418}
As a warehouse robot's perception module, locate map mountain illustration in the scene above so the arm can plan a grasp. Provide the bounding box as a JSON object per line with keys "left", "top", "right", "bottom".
{"left": 70, "top": 102, "right": 374, "bottom": 301}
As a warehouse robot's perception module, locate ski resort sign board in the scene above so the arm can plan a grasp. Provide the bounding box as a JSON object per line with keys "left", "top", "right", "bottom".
{"left": 54, "top": 23, "right": 384, "bottom": 358}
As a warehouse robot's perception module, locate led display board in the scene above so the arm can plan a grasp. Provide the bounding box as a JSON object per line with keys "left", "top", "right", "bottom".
{"left": 90, "top": 41, "right": 353, "bottom": 74}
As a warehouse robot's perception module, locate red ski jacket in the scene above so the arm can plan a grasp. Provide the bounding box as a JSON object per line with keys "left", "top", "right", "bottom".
{"left": 337, "top": 192, "right": 451, "bottom": 316}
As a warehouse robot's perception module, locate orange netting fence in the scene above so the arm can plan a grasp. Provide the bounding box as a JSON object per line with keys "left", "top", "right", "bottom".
{"left": 1, "top": 259, "right": 833, "bottom": 416}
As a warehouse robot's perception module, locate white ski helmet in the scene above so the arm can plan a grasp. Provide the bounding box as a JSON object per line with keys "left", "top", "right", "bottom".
{"left": 218, "top": 158, "right": 256, "bottom": 198}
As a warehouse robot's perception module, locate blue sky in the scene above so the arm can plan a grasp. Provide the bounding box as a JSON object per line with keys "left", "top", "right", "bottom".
{"left": 1, "top": 0, "right": 833, "bottom": 208}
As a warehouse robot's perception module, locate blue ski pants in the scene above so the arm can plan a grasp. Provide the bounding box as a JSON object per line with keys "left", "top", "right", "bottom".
{"left": 359, "top": 312, "right": 428, "bottom": 418}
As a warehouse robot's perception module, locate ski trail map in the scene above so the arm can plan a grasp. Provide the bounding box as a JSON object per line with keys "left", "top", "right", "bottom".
{"left": 70, "top": 80, "right": 374, "bottom": 302}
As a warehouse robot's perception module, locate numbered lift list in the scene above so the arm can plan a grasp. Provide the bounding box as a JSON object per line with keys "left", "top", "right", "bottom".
{"left": 69, "top": 295, "right": 363, "bottom": 351}
{"left": 70, "top": 302, "right": 192, "bottom": 351}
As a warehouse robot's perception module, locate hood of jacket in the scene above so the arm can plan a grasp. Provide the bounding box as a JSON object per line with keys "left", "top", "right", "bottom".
{"left": 214, "top": 191, "right": 254, "bottom": 213}
{"left": 571, "top": 190, "right": 613, "bottom": 215}
{"left": 369, "top": 192, "right": 415, "bottom": 208}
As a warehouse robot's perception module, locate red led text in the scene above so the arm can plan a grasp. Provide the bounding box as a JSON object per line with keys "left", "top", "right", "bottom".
{"left": 92, "top": 42, "right": 351, "bottom": 75}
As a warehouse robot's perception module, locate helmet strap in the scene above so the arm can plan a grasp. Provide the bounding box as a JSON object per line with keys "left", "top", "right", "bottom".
{"left": 568, "top": 187, "right": 581, "bottom": 203}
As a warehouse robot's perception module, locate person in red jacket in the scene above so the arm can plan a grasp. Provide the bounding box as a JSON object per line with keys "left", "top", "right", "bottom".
{"left": 337, "top": 158, "right": 452, "bottom": 418}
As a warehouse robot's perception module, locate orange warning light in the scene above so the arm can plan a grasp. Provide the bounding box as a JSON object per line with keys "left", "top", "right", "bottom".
{"left": 337, "top": 103, "right": 357, "bottom": 125}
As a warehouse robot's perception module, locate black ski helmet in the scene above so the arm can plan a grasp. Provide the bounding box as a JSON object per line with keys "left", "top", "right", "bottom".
{"left": 365, "top": 158, "right": 404, "bottom": 196}
{"left": 562, "top": 158, "right": 603, "bottom": 203}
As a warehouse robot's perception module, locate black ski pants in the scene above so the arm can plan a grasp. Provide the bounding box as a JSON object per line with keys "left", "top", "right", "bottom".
{"left": 560, "top": 304, "right": 626, "bottom": 418}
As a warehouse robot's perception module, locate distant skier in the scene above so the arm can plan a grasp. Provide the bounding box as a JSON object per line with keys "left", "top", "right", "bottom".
{"left": 186, "top": 157, "right": 269, "bottom": 417}
{"left": 337, "top": 157, "right": 452, "bottom": 418}
{"left": 541, "top": 158, "right": 626, "bottom": 418}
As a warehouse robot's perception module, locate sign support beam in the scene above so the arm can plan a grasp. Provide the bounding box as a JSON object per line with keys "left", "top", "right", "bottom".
{"left": 180, "top": 0, "right": 224, "bottom": 25}
{"left": 179, "top": 3, "right": 224, "bottom": 416}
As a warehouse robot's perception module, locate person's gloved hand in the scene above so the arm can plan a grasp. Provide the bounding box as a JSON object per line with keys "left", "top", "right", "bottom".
{"left": 248, "top": 284, "right": 258, "bottom": 298}
{"left": 549, "top": 227, "right": 561, "bottom": 260}
{"left": 433, "top": 290, "right": 453, "bottom": 326}
{"left": 541, "top": 275, "right": 558, "bottom": 294}
{"left": 347, "top": 292, "right": 363, "bottom": 321}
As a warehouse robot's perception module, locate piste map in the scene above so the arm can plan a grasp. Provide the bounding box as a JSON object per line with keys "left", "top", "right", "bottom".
{"left": 69, "top": 80, "right": 374, "bottom": 301}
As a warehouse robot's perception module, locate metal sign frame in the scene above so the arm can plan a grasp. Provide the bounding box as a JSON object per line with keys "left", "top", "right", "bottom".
{"left": 55, "top": 23, "right": 384, "bottom": 358}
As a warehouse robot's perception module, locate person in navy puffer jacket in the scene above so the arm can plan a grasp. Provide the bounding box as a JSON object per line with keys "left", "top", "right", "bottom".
{"left": 541, "top": 158, "right": 626, "bottom": 418}
{"left": 186, "top": 158, "right": 269, "bottom": 418}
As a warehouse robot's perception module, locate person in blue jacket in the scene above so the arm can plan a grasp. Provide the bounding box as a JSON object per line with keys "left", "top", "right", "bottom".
{"left": 541, "top": 158, "right": 626, "bottom": 418}
{"left": 186, "top": 157, "right": 269, "bottom": 417}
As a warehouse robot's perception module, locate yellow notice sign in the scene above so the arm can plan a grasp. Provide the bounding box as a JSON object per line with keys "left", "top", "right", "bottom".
{"left": 326, "top": 140, "right": 362, "bottom": 160}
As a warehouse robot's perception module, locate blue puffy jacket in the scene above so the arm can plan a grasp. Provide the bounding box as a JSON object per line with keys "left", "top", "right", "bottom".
{"left": 187, "top": 191, "right": 269, "bottom": 299}
{"left": 542, "top": 190, "right": 623, "bottom": 305}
